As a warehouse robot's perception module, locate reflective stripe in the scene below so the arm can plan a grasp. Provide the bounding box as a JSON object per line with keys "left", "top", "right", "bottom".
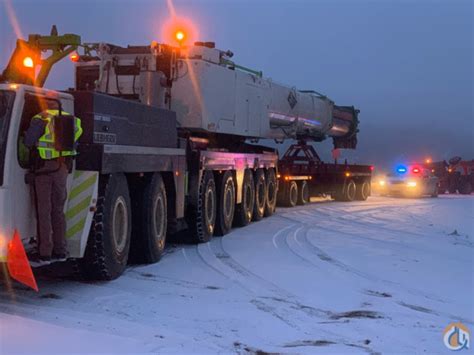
{"left": 65, "top": 196, "right": 91, "bottom": 220}
{"left": 66, "top": 218, "right": 86, "bottom": 239}
{"left": 69, "top": 174, "right": 97, "bottom": 201}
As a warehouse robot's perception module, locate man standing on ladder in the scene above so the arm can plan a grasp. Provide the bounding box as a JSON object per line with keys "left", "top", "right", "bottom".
{"left": 24, "top": 109, "right": 82, "bottom": 266}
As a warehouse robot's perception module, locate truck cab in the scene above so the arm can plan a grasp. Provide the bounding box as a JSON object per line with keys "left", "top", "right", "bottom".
{"left": 0, "top": 84, "right": 97, "bottom": 262}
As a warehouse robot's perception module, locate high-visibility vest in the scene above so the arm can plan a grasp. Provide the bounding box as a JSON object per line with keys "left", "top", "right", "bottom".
{"left": 32, "top": 110, "right": 83, "bottom": 160}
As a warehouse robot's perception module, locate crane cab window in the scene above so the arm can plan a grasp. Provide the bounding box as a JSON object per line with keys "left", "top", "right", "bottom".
{"left": 18, "top": 94, "right": 60, "bottom": 169}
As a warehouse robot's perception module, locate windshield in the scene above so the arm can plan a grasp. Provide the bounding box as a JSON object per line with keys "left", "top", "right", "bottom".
{"left": 0, "top": 90, "right": 16, "bottom": 186}
{"left": 0, "top": 90, "right": 15, "bottom": 141}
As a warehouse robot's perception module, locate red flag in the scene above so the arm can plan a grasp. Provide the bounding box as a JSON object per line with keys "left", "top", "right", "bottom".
{"left": 7, "top": 230, "right": 38, "bottom": 292}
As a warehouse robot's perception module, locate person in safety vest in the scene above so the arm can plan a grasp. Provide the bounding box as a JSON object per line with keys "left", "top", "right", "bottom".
{"left": 24, "top": 109, "right": 82, "bottom": 266}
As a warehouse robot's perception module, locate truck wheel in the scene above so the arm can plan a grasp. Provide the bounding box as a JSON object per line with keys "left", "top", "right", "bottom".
{"left": 189, "top": 170, "right": 216, "bottom": 243}
{"left": 278, "top": 181, "right": 298, "bottom": 207}
{"left": 335, "top": 180, "right": 356, "bottom": 202}
{"left": 80, "top": 173, "right": 131, "bottom": 280}
{"left": 130, "top": 173, "right": 167, "bottom": 263}
{"left": 458, "top": 180, "right": 472, "bottom": 195}
{"left": 215, "top": 170, "right": 235, "bottom": 236}
{"left": 253, "top": 169, "right": 266, "bottom": 221}
{"left": 264, "top": 168, "right": 277, "bottom": 216}
{"left": 297, "top": 180, "right": 309, "bottom": 205}
{"left": 355, "top": 181, "right": 371, "bottom": 201}
{"left": 234, "top": 169, "right": 255, "bottom": 227}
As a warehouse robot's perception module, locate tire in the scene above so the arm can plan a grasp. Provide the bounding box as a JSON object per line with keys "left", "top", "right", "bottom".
{"left": 264, "top": 168, "right": 277, "bottom": 216}
{"left": 355, "top": 181, "right": 371, "bottom": 201}
{"left": 278, "top": 180, "right": 298, "bottom": 207}
{"left": 234, "top": 169, "right": 255, "bottom": 227}
{"left": 253, "top": 169, "right": 266, "bottom": 221}
{"left": 130, "top": 173, "right": 167, "bottom": 264}
{"left": 215, "top": 170, "right": 235, "bottom": 236}
{"left": 188, "top": 170, "right": 216, "bottom": 243}
{"left": 79, "top": 173, "right": 132, "bottom": 280}
{"left": 335, "top": 180, "right": 356, "bottom": 202}
{"left": 458, "top": 180, "right": 472, "bottom": 195}
{"left": 297, "top": 180, "right": 309, "bottom": 205}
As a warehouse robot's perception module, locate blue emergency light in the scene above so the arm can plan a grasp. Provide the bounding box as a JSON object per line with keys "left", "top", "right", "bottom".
{"left": 396, "top": 165, "right": 407, "bottom": 174}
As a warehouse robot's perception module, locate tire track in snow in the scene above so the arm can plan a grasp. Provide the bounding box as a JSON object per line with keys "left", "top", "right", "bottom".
{"left": 276, "top": 213, "right": 449, "bottom": 304}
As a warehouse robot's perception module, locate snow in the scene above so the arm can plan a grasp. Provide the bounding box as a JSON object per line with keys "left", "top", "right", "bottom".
{"left": 0, "top": 195, "right": 473, "bottom": 354}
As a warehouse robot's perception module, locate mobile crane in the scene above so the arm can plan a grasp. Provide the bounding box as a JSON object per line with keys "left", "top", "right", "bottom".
{"left": 0, "top": 27, "right": 369, "bottom": 289}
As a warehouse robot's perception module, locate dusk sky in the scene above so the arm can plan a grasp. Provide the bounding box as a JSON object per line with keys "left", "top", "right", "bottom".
{"left": 1, "top": 0, "right": 472, "bottom": 168}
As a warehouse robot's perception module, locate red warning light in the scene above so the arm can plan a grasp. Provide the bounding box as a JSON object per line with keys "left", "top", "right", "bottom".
{"left": 412, "top": 167, "right": 420, "bottom": 174}
{"left": 70, "top": 53, "right": 79, "bottom": 62}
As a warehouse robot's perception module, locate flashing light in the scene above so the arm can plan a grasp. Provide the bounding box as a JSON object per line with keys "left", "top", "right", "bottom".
{"left": 277, "top": 174, "right": 281, "bottom": 179}
{"left": 23, "top": 56, "right": 34, "bottom": 68}
{"left": 70, "top": 53, "right": 79, "bottom": 62}
{"left": 425, "top": 158, "right": 432, "bottom": 164}
{"left": 379, "top": 180, "right": 386, "bottom": 186}
{"left": 9, "top": 84, "right": 18, "bottom": 89}
{"left": 284, "top": 176, "right": 290, "bottom": 181}
{"left": 370, "top": 166, "right": 375, "bottom": 171}
{"left": 412, "top": 167, "right": 420, "bottom": 174}
{"left": 448, "top": 168, "right": 453, "bottom": 173}
{"left": 175, "top": 31, "right": 185, "bottom": 42}
{"left": 397, "top": 165, "right": 407, "bottom": 174}
{"left": 345, "top": 172, "right": 351, "bottom": 177}
{"left": 406, "top": 181, "right": 417, "bottom": 187}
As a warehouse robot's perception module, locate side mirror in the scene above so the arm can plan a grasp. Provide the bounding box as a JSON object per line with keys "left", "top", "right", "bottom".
{"left": 53, "top": 114, "right": 75, "bottom": 152}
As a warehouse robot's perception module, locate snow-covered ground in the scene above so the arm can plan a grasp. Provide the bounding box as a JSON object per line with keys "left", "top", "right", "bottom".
{"left": 0, "top": 195, "right": 473, "bottom": 354}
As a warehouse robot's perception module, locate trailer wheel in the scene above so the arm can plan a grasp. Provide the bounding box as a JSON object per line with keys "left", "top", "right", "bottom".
{"left": 234, "top": 169, "right": 255, "bottom": 227}
{"left": 79, "top": 173, "right": 131, "bottom": 280}
{"left": 355, "top": 181, "right": 371, "bottom": 201}
{"left": 130, "top": 173, "right": 167, "bottom": 263}
{"left": 215, "top": 170, "right": 235, "bottom": 236}
{"left": 189, "top": 170, "right": 216, "bottom": 243}
{"left": 458, "top": 180, "right": 472, "bottom": 195}
{"left": 297, "top": 180, "right": 309, "bottom": 205}
{"left": 264, "top": 168, "right": 277, "bottom": 216}
{"left": 278, "top": 181, "right": 298, "bottom": 207}
{"left": 253, "top": 169, "right": 266, "bottom": 221}
{"left": 335, "top": 180, "right": 356, "bottom": 202}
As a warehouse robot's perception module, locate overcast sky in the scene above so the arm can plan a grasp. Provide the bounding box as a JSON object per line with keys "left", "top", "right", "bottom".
{"left": 1, "top": 0, "right": 472, "bottom": 168}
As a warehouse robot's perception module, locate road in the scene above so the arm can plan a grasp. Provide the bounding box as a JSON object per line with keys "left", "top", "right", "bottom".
{"left": 0, "top": 195, "right": 473, "bottom": 354}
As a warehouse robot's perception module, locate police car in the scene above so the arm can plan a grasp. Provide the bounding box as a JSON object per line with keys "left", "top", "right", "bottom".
{"left": 377, "top": 165, "right": 439, "bottom": 198}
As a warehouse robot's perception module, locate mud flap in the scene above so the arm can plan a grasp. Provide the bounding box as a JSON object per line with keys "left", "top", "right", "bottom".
{"left": 65, "top": 171, "right": 98, "bottom": 258}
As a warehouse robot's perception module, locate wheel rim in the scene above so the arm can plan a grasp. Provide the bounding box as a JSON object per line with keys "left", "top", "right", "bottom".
{"left": 267, "top": 180, "right": 275, "bottom": 204}
{"left": 244, "top": 181, "right": 254, "bottom": 219}
{"left": 363, "top": 183, "right": 370, "bottom": 198}
{"left": 224, "top": 179, "right": 235, "bottom": 222}
{"left": 205, "top": 183, "right": 215, "bottom": 233}
{"left": 302, "top": 183, "right": 309, "bottom": 202}
{"left": 290, "top": 184, "right": 298, "bottom": 204}
{"left": 347, "top": 183, "right": 356, "bottom": 200}
{"left": 257, "top": 179, "right": 265, "bottom": 209}
{"left": 112, "top": 196, "right": 128, "bottom": 253}
{"left": 153, "top": 193, "right": 166, "bottom": 249}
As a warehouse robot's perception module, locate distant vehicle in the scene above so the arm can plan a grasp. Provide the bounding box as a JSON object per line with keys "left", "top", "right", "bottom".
{"left": 377, "top": 165, "right": 439, "bottom": 198}
{"left": 424, "top": 157, "right": 473, "bottom": 194}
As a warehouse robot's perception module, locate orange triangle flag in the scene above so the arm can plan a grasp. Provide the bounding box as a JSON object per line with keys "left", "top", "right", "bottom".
{"left": 7, "top": 229, "right": 39, "bottom": 292}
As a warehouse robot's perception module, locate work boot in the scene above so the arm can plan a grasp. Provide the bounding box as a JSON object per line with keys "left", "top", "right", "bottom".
{"left": 29, "top": 253, "right": 51, "bottom": 267}
{"left": 51, "top": 252, "right": 68, "bottom": 262}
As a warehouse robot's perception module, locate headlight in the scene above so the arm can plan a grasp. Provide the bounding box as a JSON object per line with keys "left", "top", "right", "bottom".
{"left": 406, "top": 181, "right": 417, "bottom": 187}
{"left": 379, "top": 180, "right": 386, "bottom": 186}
